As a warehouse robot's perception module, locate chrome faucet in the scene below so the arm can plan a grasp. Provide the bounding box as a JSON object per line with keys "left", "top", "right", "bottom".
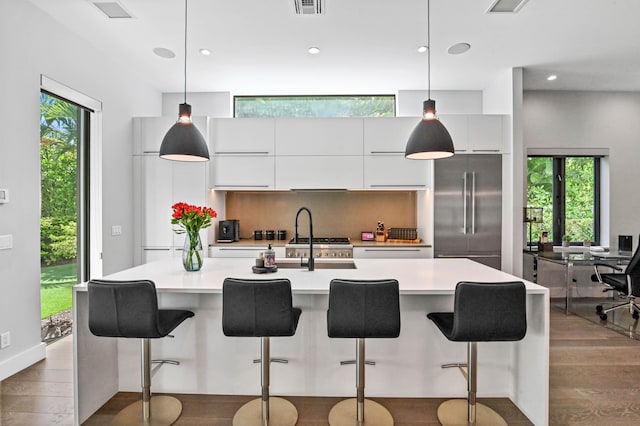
{"left": 294, "top": 207, "right": 314, "bottom": 271}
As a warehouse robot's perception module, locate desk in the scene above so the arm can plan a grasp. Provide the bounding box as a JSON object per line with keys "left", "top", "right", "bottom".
{"left": 73, "top": 258, "right": 549, "bottom": 426}
{"left": 535, "top": 251, "right": 630, "bottom": 315}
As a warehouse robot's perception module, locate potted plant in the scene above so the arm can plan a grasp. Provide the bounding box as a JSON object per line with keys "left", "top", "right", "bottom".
{"left": 562, "top": 235, "right": 571, "bottom": 247}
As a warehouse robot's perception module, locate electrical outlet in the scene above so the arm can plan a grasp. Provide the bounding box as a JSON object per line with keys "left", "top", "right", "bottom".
{"left": 0, "top": 332, "right": 10, "bottom": 349}
{"left": 111, "top": 225, "right": 122, "bottom": 236}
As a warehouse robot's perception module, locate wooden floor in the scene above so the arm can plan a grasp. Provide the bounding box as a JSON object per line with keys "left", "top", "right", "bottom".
{"left": 2, "top": 308, "right": 640, "bottom": 425}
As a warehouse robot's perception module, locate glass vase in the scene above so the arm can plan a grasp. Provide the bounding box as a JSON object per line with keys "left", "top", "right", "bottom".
{"left": 182, "top": 232, "right": 203, "bottom": 272}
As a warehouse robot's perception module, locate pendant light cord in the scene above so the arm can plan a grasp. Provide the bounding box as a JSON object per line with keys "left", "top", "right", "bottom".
{"left": 427, "top": 0, "right": 431, "bottom": 99}
{"left": 184, "top": 0, "right": 188, "bottom": 104}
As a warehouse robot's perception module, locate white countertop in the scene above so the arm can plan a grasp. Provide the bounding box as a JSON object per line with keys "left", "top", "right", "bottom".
{"left": 76, "top": 258, "right": 545, "bottom": 295}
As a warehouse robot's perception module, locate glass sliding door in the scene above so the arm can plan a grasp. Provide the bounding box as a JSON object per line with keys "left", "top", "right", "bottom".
{"left": 39, "top": 91, "right": 89, "bottom": 342}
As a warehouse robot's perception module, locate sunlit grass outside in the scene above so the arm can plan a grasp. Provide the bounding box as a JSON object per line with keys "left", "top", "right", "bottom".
{"left": 41, "top": 262, "right": 77, "bottom": 319}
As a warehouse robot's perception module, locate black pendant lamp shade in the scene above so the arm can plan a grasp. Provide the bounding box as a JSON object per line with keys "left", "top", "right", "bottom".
{"left": 160, "top": 103, "right": 209, "bottom": 162}
{"left": 405, "top": 0, "right": 455, "bottom": 160}
{"left": 159, "top": 0, "right": 210, "bottom": 162}
{"left": 405, "top": 99, "right": 454, "bottom": 160}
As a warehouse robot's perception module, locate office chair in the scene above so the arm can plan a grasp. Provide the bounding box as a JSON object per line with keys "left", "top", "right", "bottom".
{"left": 591, "top": 237, "right": 640, "bottom": 320}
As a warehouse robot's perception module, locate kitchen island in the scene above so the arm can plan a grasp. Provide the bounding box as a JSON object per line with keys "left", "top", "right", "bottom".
{"left": 73, "top": 258, "right": 549, "bottom": 425}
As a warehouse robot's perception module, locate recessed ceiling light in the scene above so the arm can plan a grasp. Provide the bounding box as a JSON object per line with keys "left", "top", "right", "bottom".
{"left": 91, "top": 1, "right": 133, "bottom": 19}
{"left": 153, "top": 47, "right": 176, "bottom": 59}
{"left": 417, "top": 46, "right": 428, "bottom": 53}
{"left": 447, "top": 43, "right": 471, "bottom": 55}
{"left": 547, "top": 75, "right": 558, "bottom": 81}
{"left": 308, "top": 47, "right": 320, "bottom": 55}
{"left": 199, "top": 49, "right": 211, "bottom": 56}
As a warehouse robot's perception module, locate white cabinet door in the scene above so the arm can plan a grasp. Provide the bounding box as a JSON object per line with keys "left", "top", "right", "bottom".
{"left": 275, "top": 156, "right": 363, "bottom": 189}
{"left": 353, "top": 247, "right": 432, "bottom": 258}
{"left": 363, "top": 117, "right": 418, "bottom": 154}
{"left": 210, "top": 118, "right": 275, "bottom": 154}
{"left": 208, "top": 246, "right": 285, "bottom": 258}
{"left": 211, "top": 156, "right": 275, "bottom": 189}
{"left": 439, "top": 115, "right": 469, "bottom": 153}
{"left": 171, "top": 161, "right": 208, "bottom": 247}
{"left": 468, "top": 115, "right": 503, "bottom": 152}
{"left": 363, "top": 155, "right": 431, "bottom": 189}
{"left": 133, "top": 117, "right": 174, "bottom": 155}
{"left": 134, "top": 116, "right": 208, "bottom": 155}
{"left": 275, "top": 118, "right": 363, "bottom": 156}
{"left": 142, "top": 156, "right": 173, "bottom": 247}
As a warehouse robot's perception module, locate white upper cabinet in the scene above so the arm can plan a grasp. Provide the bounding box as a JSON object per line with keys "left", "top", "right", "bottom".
{"left": 211, "top": 156, "right": 275, "bottom": 190}
{"left": 275, "top": 118, "right": 363, "bottom": 155}
{"left": 133, "top": 116, "right": 208, "bottom": 154}
{"left": 364, "top": 156, "right": 431, "bottom": 189}
{"left": 468, "top": 115, "right": 504, "bottom": 152}
{"left": 363, "top": 117, "right": 418, "bottom": 154}
{"left": 439, "top": 115, "right": 469, "bottom": 153}
{"left": 440, "top": 115, "right": 505, "bottom": 153}
{"left": 210, "top": 118, "right": 275, "bottom": 155}
{"left": 275, "top": 156, "right": 364, "bottom": 189}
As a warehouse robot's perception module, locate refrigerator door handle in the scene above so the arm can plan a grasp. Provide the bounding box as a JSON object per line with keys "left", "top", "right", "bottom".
{"left": 471, "top": 171, "right": 476, "bottom": 235}
{"left": 462, "top": 172, "right": 468, "bottom": 234}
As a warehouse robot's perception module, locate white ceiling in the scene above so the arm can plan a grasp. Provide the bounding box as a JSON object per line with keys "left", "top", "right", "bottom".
{"left": 28, "top": 0, "right": 640, "bottom": 95}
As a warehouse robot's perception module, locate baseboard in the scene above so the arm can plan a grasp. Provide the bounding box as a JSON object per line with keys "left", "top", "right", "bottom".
{"left": 0, "top": 342, "right": 47, "bottom": 381}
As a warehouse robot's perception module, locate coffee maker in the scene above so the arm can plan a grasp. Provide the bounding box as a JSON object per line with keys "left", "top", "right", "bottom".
{"left": 218, "top": 220, "right": 240, "bottom": 241}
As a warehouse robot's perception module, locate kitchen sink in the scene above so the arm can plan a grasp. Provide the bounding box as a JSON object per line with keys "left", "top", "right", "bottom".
{"left": 276, "top": 261, "right": 357, "bottom": 270}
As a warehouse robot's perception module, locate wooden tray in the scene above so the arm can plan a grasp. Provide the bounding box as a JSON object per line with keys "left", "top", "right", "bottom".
{"left": 385, "top": 238, "right": 422, "bottom": 244}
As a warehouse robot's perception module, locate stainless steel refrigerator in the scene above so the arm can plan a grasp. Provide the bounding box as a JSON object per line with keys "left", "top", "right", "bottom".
{"left": 434, "top": 154, "right": 502, "bottom": 269}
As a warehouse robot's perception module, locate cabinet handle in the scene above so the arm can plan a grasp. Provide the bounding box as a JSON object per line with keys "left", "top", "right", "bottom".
{"left": 369, "top": 151, "right": 405, "bottom": 155}
{"left": 369, "top": 184, "right": 427, "bottom": 188}
{"left": 219, "top": 248, "right": 264, "bottom": 251}
{"left": 471, "top": 149, "right": 500, "bottom": 152}
{"left": 364, "top": 249, "right": 421, "bottom": 252}
{"left": 214, "top": 184, "right": 270, "bottom": 187}
{"left": 436, "top": 254, "right": 500, "bottom": 258}
{"left": 143, "top": 248, "right": 171, "bottom": 251}
{"left": 143, "top": 151, "right": 160, "bottom": 154}
{"left": 214, "top": 151, "right": 270, "bottom": 155}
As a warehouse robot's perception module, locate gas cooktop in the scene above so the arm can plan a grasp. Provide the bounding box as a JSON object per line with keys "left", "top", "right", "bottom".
{"left": 287, "top": 237, "right": 350, "bottom": 245}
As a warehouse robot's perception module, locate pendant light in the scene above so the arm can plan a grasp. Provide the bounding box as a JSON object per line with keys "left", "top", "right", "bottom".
{"left": 405, "top": 0, "right": 454, "bottom": 160}
{"left": 159, "top": 0, "right": 210, "bottom": 162}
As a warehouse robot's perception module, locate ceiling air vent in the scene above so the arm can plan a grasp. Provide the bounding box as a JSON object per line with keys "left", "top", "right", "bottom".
{"left": 486, "top": 0, "right": 530, "bottom": 14}
{"left": 91, "top": 1, "right": 133, "bottom": 19}
{"left": 294, "top": 0, "right": 322, "bottom": 15}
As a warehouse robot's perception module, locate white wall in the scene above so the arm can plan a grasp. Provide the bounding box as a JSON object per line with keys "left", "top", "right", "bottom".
{"left": 162, "top": 92, "right": 231, "bottom": 118}
{"left": 523, "top": 91, "right": 640, "bottom": 250}
{"left": 0, "top": 0, "right": 160, "bottom": 379}
{"left": 397, "top": 90, "right": 483, "bottom": 116}
{"left": 482, "top": 68, "right": 521, "bottom": 275}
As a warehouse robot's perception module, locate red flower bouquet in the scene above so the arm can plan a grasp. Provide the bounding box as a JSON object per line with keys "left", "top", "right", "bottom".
{"left": 171, "top": 202, "right": 217, "bottom": 271}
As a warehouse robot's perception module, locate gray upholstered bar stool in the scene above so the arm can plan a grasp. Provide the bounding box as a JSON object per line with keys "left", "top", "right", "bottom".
{"left": 87, "top": 279, "right": 194, "bottom": 426}
{"left": 327, "top": 278, "right": 401, "bottom": 426}
{"left": 427, "top": 281, "right": 527, "bottom": 426}
{"left": 222, "top": 277, "right": 302, "bottom": 426}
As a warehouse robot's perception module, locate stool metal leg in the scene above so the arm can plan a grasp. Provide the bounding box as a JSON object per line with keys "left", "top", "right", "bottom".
{"left": 328, "top": 338, "right": 394, "bottom": 426}
{"left": 261, "top": 336, "right": 270, "bottom": 425}
{"left": 436, "top": 342, "right": 507, "bottom": 426}
{"left": 232, "top": 337, "right": 298, "bottom": 426}
{"left": 142, "top": 338, "right": 151, "bottom": 421}
{"left": 467, "top": 341, "right": 477, "bottom": 425}
{"left": 357, "top": 338, "right": 365, "bottom": 424}
{"left": 112, "top": 338, "right": 183, "bottom": 426}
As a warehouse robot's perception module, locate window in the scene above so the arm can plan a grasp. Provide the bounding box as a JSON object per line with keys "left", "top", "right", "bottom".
{"left": 234, "top": 95, "right": 395, "bottom": 118}
{"left": 527, "top": 156, "right": 600, "bottom": 245}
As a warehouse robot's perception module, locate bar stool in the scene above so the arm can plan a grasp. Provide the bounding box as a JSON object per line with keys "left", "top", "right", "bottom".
{"left": 87, "top": 279, "right": 194, "bottom": 426}
{"left": 222, "top": 278, "right": 302, "bottom": 426}
{"left": 327, "top": 278, "right": 401, "bottom": 426}
{"left": 427, "top": 281, "right": 527, "bottom": 426}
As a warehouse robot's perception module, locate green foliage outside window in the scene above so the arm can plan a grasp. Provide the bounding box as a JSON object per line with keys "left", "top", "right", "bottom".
{"left": 40, "top": 93, "right": 78, "bottom": 266}
{"left": 527, "top": 156, "right": 596, "bottom": 244}
{"left": 235, "top": 95, "right": 395, "bottom": 118}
